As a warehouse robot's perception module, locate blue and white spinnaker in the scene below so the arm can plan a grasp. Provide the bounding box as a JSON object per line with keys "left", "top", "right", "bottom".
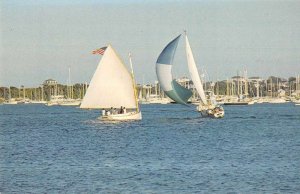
{"left": 155, "top": 35, "right": 193, "bottom": 105}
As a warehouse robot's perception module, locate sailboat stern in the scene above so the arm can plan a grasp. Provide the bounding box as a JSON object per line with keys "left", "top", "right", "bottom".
{"left": 197, "top": 105, "right": 225, "bottom": 118}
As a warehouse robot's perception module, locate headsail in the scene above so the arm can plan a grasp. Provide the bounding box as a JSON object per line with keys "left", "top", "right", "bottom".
{"left": 156, "top": 35, "right": 193, "bottom": 105}
{"left": 80, "top": 45, "right": 137, "bottom": 109}
{"left": 185, "top": 34, "right": 208, "bottom": 105}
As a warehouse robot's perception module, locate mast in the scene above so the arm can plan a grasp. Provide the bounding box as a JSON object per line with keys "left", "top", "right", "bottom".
{"left": 270, "top": 77, "right": 273, "bottom": 98}
{"left": 23, "top": 86, "right": 25, "bottom": 100}
{"left": 216, "top": 80, "right": 219, "bottom": 97}
{"left": 237, "top": 71, "right": 240, "bottom": 97}
{"left": 277, "top": 77, "right": 279, "bottom": 97}
{"left": 226, "top": 79, "right": 229, "bottom": 96}
{"left": 256, "top": 81, "right": 260, "bottom": 98}
{"left": 129, "top": 53, "right": 139, "bottom": 112}
{"left": 34, "top": 88, "right": 36, "bottom": 101}
{"left": 8, "top": 86, "right": 11, "bottom": 101}
{"left": 244, "top": 69, "right": 248, "bottom": 97}
{"left": 41, "top": 86, "right": 44, "bottom": 101}
{"left": 231, "top": 79, "right": 234, "bottom": 96}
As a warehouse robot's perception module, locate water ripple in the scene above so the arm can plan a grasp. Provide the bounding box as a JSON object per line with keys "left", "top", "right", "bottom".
{"left": 0, "top": 103, "right": 300, "bottom": 193}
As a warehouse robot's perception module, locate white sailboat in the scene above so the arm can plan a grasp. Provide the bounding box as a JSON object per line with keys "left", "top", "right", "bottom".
{"left": 185, "top": 33, "right": 224, "bottom": 118}
{"left": 156, "top": 32, "right": 224, "bottom": 118}
{"left": 58, "top": 68, "right": 81, "bottom": 106}
{"left": 46, "top": 95, "right": 65, "bottom": 106}
{"left": 80, "top": 45, "right": 142, "bottom": 121}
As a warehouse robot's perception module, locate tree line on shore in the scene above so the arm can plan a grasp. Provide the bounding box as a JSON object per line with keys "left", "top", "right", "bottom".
{"left": 0, "top": 76, "right": 299, "bottom": 103}
{"left": 0, "top": 84, "right": 86, "bottom": 103}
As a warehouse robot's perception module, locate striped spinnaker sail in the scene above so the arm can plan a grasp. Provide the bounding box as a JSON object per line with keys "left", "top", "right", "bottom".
{"left": 156, "top": 35, "right": 192, "bottom": 105}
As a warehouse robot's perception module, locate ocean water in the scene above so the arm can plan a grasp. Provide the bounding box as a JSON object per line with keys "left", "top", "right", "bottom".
{"left": 0, "top": 103, "right": 300, "bottom": 193}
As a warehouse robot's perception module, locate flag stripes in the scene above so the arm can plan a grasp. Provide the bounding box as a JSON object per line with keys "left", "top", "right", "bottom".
{"left": 92, "top": 47, "right": 107, "bottom": 55}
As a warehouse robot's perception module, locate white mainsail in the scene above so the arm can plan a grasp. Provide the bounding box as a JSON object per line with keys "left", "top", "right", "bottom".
{"left": 185, "top": 34, "right": 208, "bottom": 105}
{"left": 80, "top": 45, "right": 137, "bottom": 109}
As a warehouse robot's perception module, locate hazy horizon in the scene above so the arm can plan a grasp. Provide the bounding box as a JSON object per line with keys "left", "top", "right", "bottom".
{"left": 1, "top": 0, "right": 300, "bottom": 87}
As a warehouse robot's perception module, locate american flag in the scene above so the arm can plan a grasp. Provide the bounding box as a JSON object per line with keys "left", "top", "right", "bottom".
{"left": 92, "top": 47, "right": 107, "bottom": 55}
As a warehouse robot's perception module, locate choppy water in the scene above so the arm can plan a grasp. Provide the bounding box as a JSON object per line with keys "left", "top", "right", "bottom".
{"left": 0, "top": 103, "right": 300, "bottom": 193}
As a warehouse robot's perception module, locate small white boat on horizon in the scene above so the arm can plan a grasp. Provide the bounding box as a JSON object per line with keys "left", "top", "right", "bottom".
{"left": 267, "top": 98, "right": 287, "bottom": 104}
{"left": 46, "top": 95, "right": 65, "bottom": 106}
{"left": 3, "top": 99, "right": 18, "bottom": 105}
{"left": 58, "top": 98, "right": 81, "bottom": 106}
{"left": 30, "top": 100, "right": 47, "bottom": 104}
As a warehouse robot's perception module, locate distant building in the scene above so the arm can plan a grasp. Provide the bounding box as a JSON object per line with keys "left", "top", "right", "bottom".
{"left": 176, "top": 77, "right": 191, "bottom": 89}
{"left": 43, "top": 79, "right": 58, "bottom": 86}
{"left": 248, "top": 77, "right": 263, "bottom": 83}
{"left": 231, "top": 76, "right": 246, "bottom": 82}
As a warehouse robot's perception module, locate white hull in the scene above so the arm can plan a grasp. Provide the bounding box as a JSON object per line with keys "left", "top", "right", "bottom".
{"left": 59, "top": 101, "right": 81, "bottom": 106}
{"left": 248, "top": 100, "right": 255, "bottom": 105}
{"left": 139, "top": 100, "right": 150, "bottom": 104}
{"left": 148, "top": 98, "right": 170, "bottom": 104}
{"left": 3, "top": 101, "right": 18, "bottom": 105}
{"left": 267, "top": 98, "right": 286, "bottom": 104}
{"left": 31, "top": 101, "right": 47, "bottom": 104}
{"left": 292, "top": 99, "right": 300, "bottom": 104}
{"left": 17, "top": 101, "right": 30, "bottom": 104}
{"left": 46, "top": 102, "right": 59, "bottom": 106}
{"left": 100, "top": 111, "right": 142, "bottom": 121}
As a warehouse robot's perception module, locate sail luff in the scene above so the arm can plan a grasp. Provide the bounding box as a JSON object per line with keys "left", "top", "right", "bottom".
{"left": 185, "top": 34, "right": 208, "bottom": 105}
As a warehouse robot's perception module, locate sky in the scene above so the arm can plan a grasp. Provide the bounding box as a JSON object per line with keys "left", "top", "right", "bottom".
{"left": 1, "top": 0, "right": 300, "bottom": 87}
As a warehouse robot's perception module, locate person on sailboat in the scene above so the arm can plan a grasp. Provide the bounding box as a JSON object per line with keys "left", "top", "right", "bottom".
{"left": 110, "top": 107, "right": 114, "bottom": 114}
{"left": 123, "top": 107, "right": 127, "bottom": 114}
{"left": 119, "top": 106, "right": 123, "bottom": 114}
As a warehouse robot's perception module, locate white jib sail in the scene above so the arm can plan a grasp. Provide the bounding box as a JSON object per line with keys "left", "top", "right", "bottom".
{"left": 185, "top": 35, "right": 208, "bottom": 105}
{"left": 80, "top": 45, "right": 137, "bottom": 109}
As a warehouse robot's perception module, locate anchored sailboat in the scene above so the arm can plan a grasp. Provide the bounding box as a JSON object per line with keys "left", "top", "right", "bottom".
{"left": 80, "top": 45, "right": 142, "bottom": 121}
{"left": 156, "top": 32, "right": 224, "bottom": 118}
